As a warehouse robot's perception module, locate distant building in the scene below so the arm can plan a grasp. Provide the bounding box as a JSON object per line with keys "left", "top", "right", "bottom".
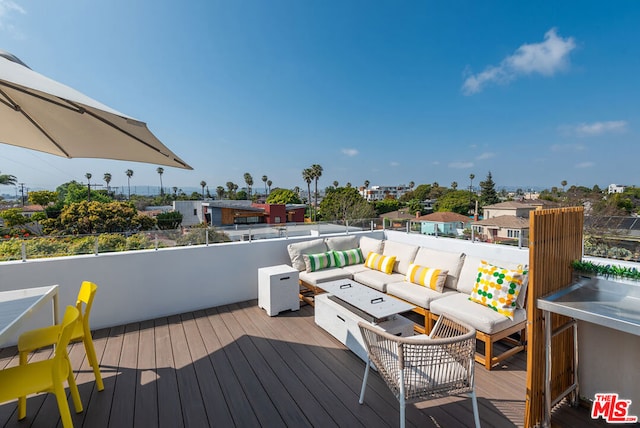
{"left": 172, "top": 200, "right": 306, "bottom": 227}
{"left": 361, "top": 185, "right": 410, "bottom": 201}
{"left": 472, "top": 215, "right": 530, "bottom": 243}
{"left": 416, "top": 211, "right": 471, "bottom": 236}
{"left": 608, "top": 184, "right": 627, "bottom": 194}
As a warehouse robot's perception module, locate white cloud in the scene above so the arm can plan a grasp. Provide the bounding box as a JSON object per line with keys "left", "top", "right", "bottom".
{"left": 448, "top": 161, "right": 474, "bottom": 169}
{"left": 341, "top": 148, "right": 359, "bottom": 157}
{"left": 462, "top": 28, "right": 576, "bottom": 95}
{"left": 476, "top": 152, "right": 495, "bottom": 160}
{"left": 0, "top": 1, "right": 25, "bottom": 26}
{"left": 390, "top": 161, "right": 400, "bottom": 167}
{"left": 575, "top": 162, "right": 594, "bottom": 168}
{"left": 574, "top": 120, "right": 628, "bottom": 136}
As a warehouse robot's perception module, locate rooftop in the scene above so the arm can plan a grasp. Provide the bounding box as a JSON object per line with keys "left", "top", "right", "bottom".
{"left": 0, "top": 300, "right": 601, "bottom": 428}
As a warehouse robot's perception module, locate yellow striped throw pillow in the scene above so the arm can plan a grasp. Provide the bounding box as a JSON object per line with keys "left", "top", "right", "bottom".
{"left": 364, "top": 252, "right": 396, "bottom": 274}
{"left": 405, "top": 264, "right": 448, "bottom": 292}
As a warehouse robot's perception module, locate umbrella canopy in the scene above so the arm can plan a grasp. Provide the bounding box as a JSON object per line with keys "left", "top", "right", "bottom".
{"left": 0, "top": 51, "right": 192, "bottom": 169}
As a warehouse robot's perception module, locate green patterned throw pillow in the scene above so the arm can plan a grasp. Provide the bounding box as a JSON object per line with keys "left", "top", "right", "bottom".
{"left": 469, "top": 260, "right": 526, "bottom": 320}
{"left": 303, "top": 251, "right": 337, "bottom": 273}
{"left": 333, "top": 248, "right": 364, "bottom": 267}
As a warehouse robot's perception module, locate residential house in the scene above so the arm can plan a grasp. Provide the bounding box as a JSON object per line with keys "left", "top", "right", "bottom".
{"left": 608, "top": 183, "right": 627, "bottom": 194}
{"left": 473, "top": 215, "right": 530, "bottom": 243}
{"left": 173, "top": 200, "right": 306, "bottom": 227}
{"left": 416, "top": 211, "right": 471, "bottom": 236}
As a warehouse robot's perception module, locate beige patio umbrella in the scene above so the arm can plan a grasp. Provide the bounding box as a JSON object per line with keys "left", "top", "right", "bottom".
{"left": 0, "top": 51, "right": 191, "bottom": 169}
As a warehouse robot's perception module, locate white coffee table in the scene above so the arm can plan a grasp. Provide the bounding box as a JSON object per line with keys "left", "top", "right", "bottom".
{"left": 315, "top": 280, "right": 415, "bottom": 362}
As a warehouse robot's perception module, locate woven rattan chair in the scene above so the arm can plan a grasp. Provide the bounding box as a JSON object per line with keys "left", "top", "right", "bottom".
{"left": 358, "top": 315, "right": 480, "bottom": 428}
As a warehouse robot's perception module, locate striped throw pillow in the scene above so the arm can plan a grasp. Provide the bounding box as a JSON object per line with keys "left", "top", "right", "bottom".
{"left": 364, "top": 252, "right": 396, "bottom": 274}
{"left": 333, "top": 248, "right": 364, "bottom": 267}
{"left": 405, "top": 263, "right": 448, "bottom": 292}
{"left": 303, "top": 251, "right": 337, "bottom": 273}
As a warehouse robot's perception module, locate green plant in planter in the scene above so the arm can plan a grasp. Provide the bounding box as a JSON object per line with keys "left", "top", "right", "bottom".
{"left": 572, "top": 260, "right": 640, "bottom": 281}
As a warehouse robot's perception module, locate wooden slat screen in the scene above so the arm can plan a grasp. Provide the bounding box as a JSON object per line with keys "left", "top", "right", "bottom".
{"left": 525, "top": 207, "right": 584, "bottom": 427}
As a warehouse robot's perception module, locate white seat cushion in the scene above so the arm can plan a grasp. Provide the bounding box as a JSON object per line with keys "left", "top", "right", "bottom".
{"left": 341, "top": 263, "right": 368, "bottom": 275}
{"left": 413, "top": 247, "right": 465, "bottom": 290}
{"left": 287, "top": 239, "right": 328, "bottom": 271}
{"left": 386, "top": 281, "right": 457, "bottom": 309}
{"left": 352, "top": 269, "right": 405, "bottom": 292}
{"left": 429, "top": 293, "right": 526, "bottom": 334}
{"left": 382, "top": 241, "right": 419, "bottom": 275}
{"left": 299, "top": 268, "right": 352, "bottom": 286}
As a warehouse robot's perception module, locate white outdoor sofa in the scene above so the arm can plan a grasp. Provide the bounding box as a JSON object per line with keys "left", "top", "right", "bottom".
{"left": 287, "top": 234, "right": 528, "bottom": 370}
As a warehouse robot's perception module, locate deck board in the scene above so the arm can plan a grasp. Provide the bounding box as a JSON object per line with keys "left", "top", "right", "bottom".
{"left": 0, "top": 300, "right": 607, "bottom": 428}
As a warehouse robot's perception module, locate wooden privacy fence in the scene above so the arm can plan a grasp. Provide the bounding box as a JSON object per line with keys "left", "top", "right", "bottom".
{"left": 524, "top": 207, "right": 584, "bottom": 427}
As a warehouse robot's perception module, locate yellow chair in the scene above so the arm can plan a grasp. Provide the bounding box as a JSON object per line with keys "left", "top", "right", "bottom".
{"left": 19, "top": 281, "right": 104, "bottom": 391}
{"left": 0, "top": 306, "right": 82, "bottom": 427}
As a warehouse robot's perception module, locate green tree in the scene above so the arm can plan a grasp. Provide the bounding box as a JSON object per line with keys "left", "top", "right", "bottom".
{"left": 0, "top": 208, "right": 28, "bottom": 227}
{"left": 226, "top": 181, "right": 235, "bottom": 199}
{"left": 156, "top": 211, "right": 183, "bottom": 229}
{"left": 200, "top": 181, "right": 207, "bottom": 198}
{"left": 236, "top": 190, "right": 248, "bottom": 200}
{"left": 28, "top": 190, "right": 58, "bottom": 208}
{"left": 216, "top": 186, "right": 225, "bottom": 199}
{"left": 104, "top": 173, "right": 112, "bottom": 193}
{"left": 319, "top": 187, "right": 375, "bottom": 222}
{"left": 413, "top": 184, "right": 432, "bottom": 201}
{"left": 266, "top": 188, "right": 302, "bottom": 204}
{"left": 125, "top": 169, "right": 134, "bottom": 200}
{"left": 435, "top": 190, "right": 476, "bottom": 215}
{"left": 479, "top": 171, "right": 500, "bottom": 207}
{"left": 374, "top": 199, "right": 401, "bottom": 215}
{"left": 0, "top": 171, "right": 17, "bottom": 186}
{"left": 451, "top": 181, "right": 458, "bottom": 190}
{"left": 60, "top": 181, "right": 111, "bottom": 204}
{"left": 244, "top": 173, "right": 253, "bottom": 198}
{"left": 406, "top": 199, "right": 423, "bottom": 215}
{"left": 262, "top": 175, "right": 268, "bottom": 196}
{"left": 302, "top": 168, "right": 313, "bottom": 214}
{"left": 311, "top": 164, "right": 323, "bottom": 221}
{"left": 267, "top": 180, "right": 272, "bottom": 193}
{"left": 156, "top": 167, "right": 164, "bottom": 195}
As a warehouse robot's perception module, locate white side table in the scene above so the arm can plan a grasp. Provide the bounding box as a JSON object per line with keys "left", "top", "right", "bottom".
{"left": 258, "top": 265, "right": 300, "bottom": 316}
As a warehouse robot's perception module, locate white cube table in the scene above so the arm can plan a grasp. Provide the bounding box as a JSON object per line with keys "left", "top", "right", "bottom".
{"left": 258, "top": 265, "right": 300, "bottom": 316}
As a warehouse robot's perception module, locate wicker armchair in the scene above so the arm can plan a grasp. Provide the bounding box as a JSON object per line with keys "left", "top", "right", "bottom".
{"left": 358, "top": 315, "right": 480, "bottom": 428}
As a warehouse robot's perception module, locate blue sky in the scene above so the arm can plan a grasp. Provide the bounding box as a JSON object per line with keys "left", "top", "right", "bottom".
{"left": 1, "top": 1, "right": 639, "bottom": 194}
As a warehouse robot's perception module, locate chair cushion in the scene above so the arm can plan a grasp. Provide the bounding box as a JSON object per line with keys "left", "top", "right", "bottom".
{"left": 413, "top": 247, "right": 465, "bottom": 290}
{"left": 365, "top": 252, "right": 396, "bottom": 274}
{"left": 333, "top": 248, "right": 365, "bottom": 267}
{"left": 325, "top": 235, "right": 360, "bottom": 251}
{"left": 303, "top": 251, "right": 337, "bottom": 272}
{"left": 299, "top": 268, "right": 352, "bottom": 286}
{"left": 458, "top": 256, "right": 529, "bottom": 308}
{"left": 405, "top": 263, "right": 448, "bottom": 292}
{"left": 468, "top": 260, "right": 526, "bottom": 320}
{"left": 386, "top": 281, "right": 457, "bottom": 309}
{"left": 287, "top": 239, "right": 328, "bottom": 271}
{"left": 353, "top": 269, "right": 405, "bottom": 292}
{"left": 359, "top": 236, "right": 384, "bottom": 257}
{"left": 430, "top": 293, "right": 526, "bottom": 334}
{"left": 382, "top": 241, "right": 419, "bottom": 275}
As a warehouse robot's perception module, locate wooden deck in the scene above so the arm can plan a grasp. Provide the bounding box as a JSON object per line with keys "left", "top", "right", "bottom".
{"left": 0, "top": 300, "right": 605, "bottom": 428}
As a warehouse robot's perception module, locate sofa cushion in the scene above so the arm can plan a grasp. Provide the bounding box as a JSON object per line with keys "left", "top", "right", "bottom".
{"left": 325, "top": 235, "right": 360, "bottom": 251}
{"left": 359, "top": 236, "right": 384, "bottom": 257}
{"left": 287, "top": 239, "right": 328, "bottom": 271}
{"left": 303, "top": 251, "right": 337, "bottom": 273}
{"left": 299, "top": 268, "right": 352, "bottom": 286}
{"left": 405, "top": 264, "right": 448, "bottom": 292}
{"left": 341, "top": 263, "right": 369, "bottom": 275}
{"left": 430, "top": 293, "right": 527, "bottom": 334}
{"left": 333, "top": 248, "right": 365, "bottom": 267}
{"left": 458, "top": 255, "right": 529, "bottom": 308}
{"left": 413, "top": 247, "right": 465, "bottom": 290}
{"left": 365, "top": 252, "right": 396, "bottom": 274}
{"left": 469, "top": 260, "right": 526, "bottom": 320}
{"left": 382, "top": 241, "right": 419, "bottom": 275}
{"left": 352, "top": 270, "right": 405, "bottom": 292}
{"left": 387, "top": 281, "right": 457, "bottom": 309}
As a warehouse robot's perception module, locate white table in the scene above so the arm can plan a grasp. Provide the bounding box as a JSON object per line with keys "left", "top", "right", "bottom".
{"left": 0, "top": 285, "right": 59, "bottom": 346}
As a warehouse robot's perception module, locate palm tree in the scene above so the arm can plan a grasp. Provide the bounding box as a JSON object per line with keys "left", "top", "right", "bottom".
{"left": 172, "top": 186, "right": 178, "bottom": 197}
{"left": 333, "top": 180, "right": 339, "bottom": 188}
{"left": 469, "top": 173, "right": 475, "bottom": 215}
{"left": 262, "top": 175, "right": 268, "bottom": 196}
{"left": 469, "top": 174, "right": 475, "bottom": 193}
{"left": 293, "top": 186, "right": 300, "bottom": 196}
{"left": 103, "top": 173, "right": 112, "bottom": 194}
{"left": 364, "top": 180, "right": 370, "bottom": 189}
{"left": 156, "top": 167, "right": 164, "bottom": 195}
{"left": 85, "top": 173, "right": 92, "bottom": 201}
{"left": 200, "top": 181, "right": 207, "bottom": 199}
{"left": 226, "top": 181, "right": 235, "bottom": 199}
{"left": 216, "top": 186, "right": 225, "bottom": 199}
{"left": 409, "top": 181, "right": 415, "bottom": 190}
{"left": 561, "top": 180, "right": 567, "bottom": 192}
{"left": 125, "top": 169, "right": 134, "bottom": 200}
{"left": 311, "top": 164, "right": 323, "bottom": 221}
{"left": 244, "top": 173, "right": 253, "bottom": 198}
{"left": 346, "top": 182, "right": 352, "bottom": 188}
{"left": 267, "top": 180, "right": 272, "bottom": 194}
{"left": 0, "top": 171, "right": 17, "bottom": 186}
{"left": 451, "top": 181, "right": 458, "bottom": 190}
{"left": 302, "top": 168, "right": 313, "bottom": 217}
